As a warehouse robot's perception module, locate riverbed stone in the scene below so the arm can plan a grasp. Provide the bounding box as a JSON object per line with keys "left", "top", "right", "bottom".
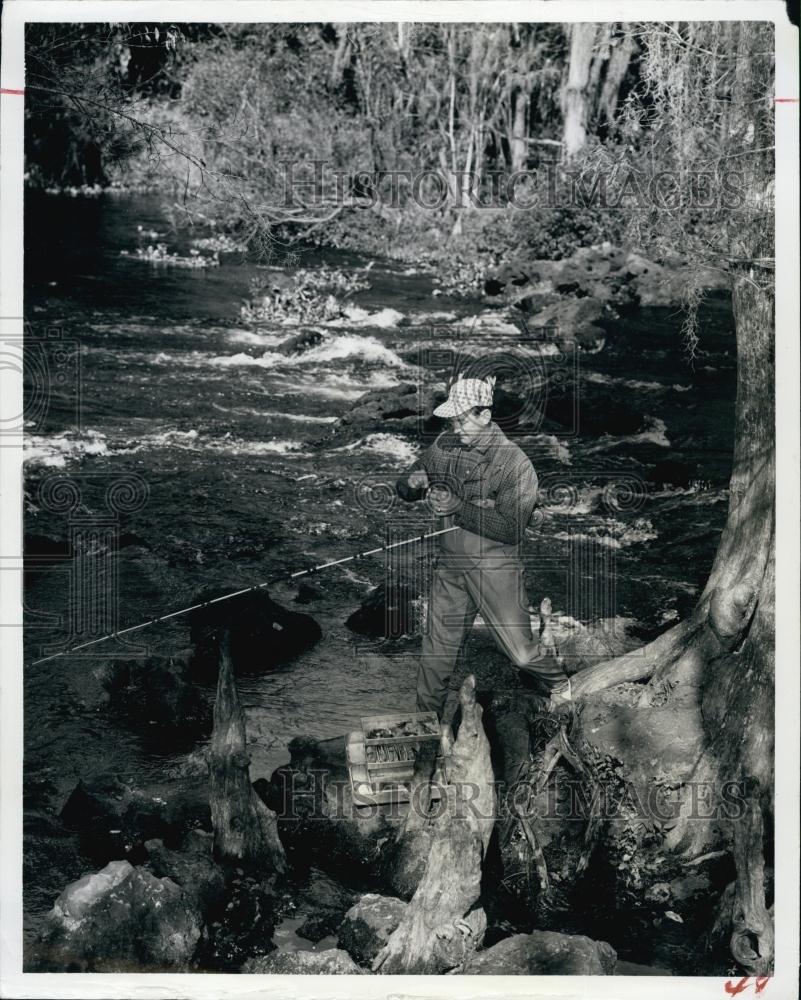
{"left": 554, "top": 617, "right": 641, "bottom": 675}
{"left": 99, "top": 655, "right": 211, "bottom": 741}
{"left": 512, "top": 293, "right": 613, "bottom": 349}
{"left": 294, "top": 868, "right": 357, "bottom": 943}
{"left": 144, "top": 834, "right": 225, "bottom": 916}
{"left": 36, "top": 860, "right": 201, "bottom": 971}
{"left": 187, "top": 589, "right": 322, "bottom": 679}
{"left": 625, "top": 253, "right": 728, "bottom": 306}
{"left": 337, "top": 893, "right": 408, "bottom": 966}
{"left": 462, "top": 930, "right": 617, "bottom": 975}
{"left": 198, "top": 872, "right": 278, "bottom": 971}
{"left": 345, "top": 574, "right": 424, "bottom": 638}
{"left": 488, "top": 245, "right": 728, "bottom": 313}
{"left": 59, "top": 772, "right": 211, "bottom": 866}
{"left": 243, "top": 948, "right": 364, "bottom": 974}
{"left": 335, "top": 382, "right": 446, "bottom": 439}
{"left": 276, "top": 329, "right": 324, "bottom": 355}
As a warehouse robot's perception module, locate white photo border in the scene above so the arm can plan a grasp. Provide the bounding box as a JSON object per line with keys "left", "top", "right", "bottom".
{"left": 1, "top": 3, "right": 798, "bottom": 998}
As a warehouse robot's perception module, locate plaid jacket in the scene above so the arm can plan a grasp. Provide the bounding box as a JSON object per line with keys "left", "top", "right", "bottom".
{"left": 396, "top": 422, "right": 539, "bottom": 546}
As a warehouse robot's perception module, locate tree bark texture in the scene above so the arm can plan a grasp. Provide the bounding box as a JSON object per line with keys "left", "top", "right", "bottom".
{"left": 561, "top": 24, "right": 597, "bottom": 160}
{"left": 598, "top": 30, "right": 635, "bottom": 126}
{"left": 566, "top": 171, "right": 775, "bottom": 971}
{"left": 509, "top": 88, "right": 528, "bottom": 173}
{"left": 373, "top": 675, "right": 496, "bottom": 974}
{"left": 209, "top": 630, "right": 287, "bottom": 874}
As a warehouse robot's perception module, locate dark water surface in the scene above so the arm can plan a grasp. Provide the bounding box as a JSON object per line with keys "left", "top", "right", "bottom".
{"left": 23, "top": 192, "right": 736, "bottom": 926}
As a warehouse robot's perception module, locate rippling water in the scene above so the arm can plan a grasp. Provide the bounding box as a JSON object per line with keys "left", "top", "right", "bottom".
{"left": 22, "top": 192, "right": 737, "bottom": 921}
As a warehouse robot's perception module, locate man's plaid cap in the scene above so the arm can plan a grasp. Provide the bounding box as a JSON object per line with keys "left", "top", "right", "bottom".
{"left": 433, "top": 374, "right": 496, "bottom": 418}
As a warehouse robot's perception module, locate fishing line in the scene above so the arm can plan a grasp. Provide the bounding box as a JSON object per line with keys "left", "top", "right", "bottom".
{"left": 29, "top": 525, "right": 459, "bottom": 667}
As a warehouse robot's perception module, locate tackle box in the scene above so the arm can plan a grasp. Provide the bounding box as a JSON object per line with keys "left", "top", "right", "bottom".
{"left": 346, "top": 711, "right": 453, "bottom": 806}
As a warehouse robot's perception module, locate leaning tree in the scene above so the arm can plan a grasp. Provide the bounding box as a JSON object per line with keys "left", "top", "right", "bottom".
{"left": 566, "top": 21, "right": 775, "bottom": 974}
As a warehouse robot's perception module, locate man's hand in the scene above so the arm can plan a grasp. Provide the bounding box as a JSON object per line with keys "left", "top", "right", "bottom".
{"left": 408, "top": 470, "right": 429, "bottom": 490}
{"left": 427, "top": 484, "right": 461, "bottom": 516}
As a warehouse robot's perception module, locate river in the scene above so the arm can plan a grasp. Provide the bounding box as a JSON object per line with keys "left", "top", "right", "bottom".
{"left": 22, "top": 191, "right": 736, "bottom": 932}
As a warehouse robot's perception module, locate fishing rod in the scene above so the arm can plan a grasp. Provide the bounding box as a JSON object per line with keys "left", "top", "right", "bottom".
{"left": 29, "top": 525, "right": 460, "bottom": 667}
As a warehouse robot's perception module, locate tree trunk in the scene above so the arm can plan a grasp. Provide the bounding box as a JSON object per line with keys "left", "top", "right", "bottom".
{"left": 535, "top": 18, "right": 775, "bottom": 973}
{"left": 209, "top": 630, "right": 287, "bottom": 874}
{"left": 328, "top": 25, "right": 351, "bottom": 90}
{"left": 509, "top": 88, "right": 528, "bottom": 173}
{"left": 572, "top": 258, "right": 774, "bottom": 706}
{"left": 598, "top": 29, "right": 635, "bottom": 126}
{"left": 565, "top": 235, "right": 775, "bottom": 969}
{"left": 561, "top": 24, "right": 597, "bottom": 160}
{"left": 373, "top": 675, "right": 495, "bottom": 974}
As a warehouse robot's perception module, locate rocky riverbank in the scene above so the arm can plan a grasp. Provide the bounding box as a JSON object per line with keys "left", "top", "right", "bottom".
{"left": 27, "top": 581, "right": 745, "bottom": 975}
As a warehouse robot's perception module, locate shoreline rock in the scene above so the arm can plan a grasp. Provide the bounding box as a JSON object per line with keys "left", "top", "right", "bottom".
{"left": 33, "top": 860, "right": 202, "bottom": 972}
{"left": 337, "top": 893, "right": 408, "bottom": 966}
{"left": 461, "top": 929, "right": 617, "bottom": 975}
{"left": 243, "top": 948, "right": 364, "bottom": 974}
{"left": 59, "top": 772, "right": 211, "bottom": 866}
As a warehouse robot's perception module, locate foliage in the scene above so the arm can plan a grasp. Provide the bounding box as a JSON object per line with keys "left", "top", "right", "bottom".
{"left": 25, "top": 23, "right": 201, "bottom": 186}
{"left": 567, "top": 22, "right": 774, "bottom": 349}
{"left": 241, "top": 265, "right": 372, "bottom": 324}
{"left": 24, "top": 20, "right": 773, "bottom": 284}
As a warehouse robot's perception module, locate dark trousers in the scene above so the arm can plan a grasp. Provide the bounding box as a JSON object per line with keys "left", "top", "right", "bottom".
{"left": 416, "top": 555, "right": 567, "bottom": 717}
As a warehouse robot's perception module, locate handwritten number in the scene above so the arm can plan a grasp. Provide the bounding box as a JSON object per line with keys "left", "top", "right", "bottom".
{"left": 725, "top": 977, "right": 751, "bottom": 996}
{"left": 724, "top": 977, "right": 770, "bottom": 995}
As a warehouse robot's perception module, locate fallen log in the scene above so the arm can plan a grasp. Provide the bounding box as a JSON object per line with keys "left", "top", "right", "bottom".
{"left": 209, "top": 630, "right": 286, "bottom": 874}
{"left": 373, "top": 675, "right": 495, "bottom": 974}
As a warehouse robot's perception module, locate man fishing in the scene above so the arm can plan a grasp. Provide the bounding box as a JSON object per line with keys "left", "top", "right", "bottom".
{"left": 396, "top": 374, "right": 572, "bottom": 720}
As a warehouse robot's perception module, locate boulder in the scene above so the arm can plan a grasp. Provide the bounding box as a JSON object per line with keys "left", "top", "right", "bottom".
{"left": 625, "top": 252, "right": 728, "bottom": 307}
{"left": 512, "top": 293, "right": 613, "bottom": 349}
{"left": 462, "top": 930, "right": 617, "bottom": 975}
{"left": 35, "top": 860, "right": 201, "bottom": 971}
{"left": 242, "top": 948, "right": 364, "bottom": 974}
{"left": 59, "top": 773, "right": 211, "bottom": 866}
{"left": 276, "top": 329, "right": 324, "bottom": 355}
{"left": 197, "top": 872, "right": 278, "bottom": 971}
{"left": 489, "top": 245, "right": 728, "bottom": 314}
{"left": 337, "top": 893, "right": 408, "bottom": 966}
{"left": 144, "top": 833, "right": 225, "bottom": 917}
{"left": 99, "top": 656, "right": 211, "bottom": 743}
{"left": 345, "top": 574, "right": 424, "bottom": 638}
{"left": 488, "top": 245, "right": 635, "bottom": 313}
{"left": 555, "top": 617, "right": 641, "bottom": 676}
{"left": 187, "top": 589, "right": 322, "bottom": 680}
{"left": 258, "top": 735, "right": 407, "bottom": 880}
{"left": 294, "top": 868, "right": 357, "bottom": 943}
{"left": 336, "top": 382, "right": 446, "bottom": 439}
